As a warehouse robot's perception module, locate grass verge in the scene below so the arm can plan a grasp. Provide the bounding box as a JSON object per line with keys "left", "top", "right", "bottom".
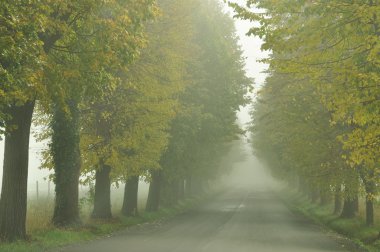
{"left": 0, "top": 195, "right": 208, "bottom": 252}
{"left": 280, "top": 189, "right": 380, "bottom": 252}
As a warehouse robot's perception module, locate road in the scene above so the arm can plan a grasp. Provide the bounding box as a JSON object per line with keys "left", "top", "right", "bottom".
{"left": 59, "top": 146, "right": 352, "bottom": 252}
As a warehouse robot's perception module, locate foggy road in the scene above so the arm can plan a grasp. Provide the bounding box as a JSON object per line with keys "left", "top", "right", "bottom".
{"left": 59, "top": 152, "right": 351, "bottom": 252}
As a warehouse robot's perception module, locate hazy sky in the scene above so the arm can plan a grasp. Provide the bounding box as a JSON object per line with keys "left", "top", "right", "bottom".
{"left": 223, "top": 0, "right": 269, "bottom": 127}
{"left": 0, "top": 0, "right": 268, "bottom": 192}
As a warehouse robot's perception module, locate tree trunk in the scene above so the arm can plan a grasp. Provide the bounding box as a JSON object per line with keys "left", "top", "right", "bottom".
{"left": 191, "top": 177, "right": 204, "bottom": 195}
{"left": 311, "top": 189, "right": 319, "bottom": 204}
{"left": 0, "top": 102, "right": 34, "bottom": 241}
{"left": 178, "top": 179, "right": 185, "bottom": 200}
{"left": 333, "top": 190, "right": 342, "bottom": 215}
{"left": 121, "top": 176, "right": 139, "bottom": 216}
{"left": 366, "top": 198, "right": 374, "bottom": 226}
{"left": 298, "top": 177, "right": 307, "bottom": 194}
{"left": 146, "top": 170, "right": 161, "bottom": 212}
{"left": 91, "top": 164, "right": 112, "bottom": 219}
{"left": 340, "top": 197, "right": 357, "bottom": 219}
{"left": 161, "top": 176, "right": 178, "bottom": 207}
{"left": 320, "top": 190, "right": 331, "bottom": 206}
{"left": 364, "top": 181, "right": 375, "bottom": 226}
{"left": 353, "top": 196, "right": 359, "bottom": 213}
{"left": 52, "top": 100, "right": 81, "bottom": 227}
{"left": 171, "top": 179, "right": 179, "bottom": 203}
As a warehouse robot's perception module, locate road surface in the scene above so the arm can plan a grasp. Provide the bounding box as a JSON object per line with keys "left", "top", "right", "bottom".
{"left": 59, "top": 147, "right": 353, "bottom": 252}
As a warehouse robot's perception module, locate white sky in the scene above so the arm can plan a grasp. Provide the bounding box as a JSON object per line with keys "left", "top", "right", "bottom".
{"left": 222, "top": 1, "right": 269, "bottom": 127}
{"left": 0, "top": 1, "right": 269, "bottom": 194}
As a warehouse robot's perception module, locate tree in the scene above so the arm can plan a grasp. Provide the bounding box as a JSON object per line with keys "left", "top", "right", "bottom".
{"left": 43, "top": 0, "right": 156, "bottom": 226}
{"left": 154, "top": 0, "right": 251, "bottom": 208}
{"left": 232, "top": 0, "right": 380, "bottom": 225}
{"left": 0, "top": 0, "right": 46, "bottom": 241}
{"left": 80, "top": 0, "right": 194, "bottom": 218}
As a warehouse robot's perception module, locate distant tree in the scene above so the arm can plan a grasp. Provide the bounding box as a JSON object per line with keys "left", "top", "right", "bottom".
{"left": 79, "top": 0, "right": 194, "bottom": 218}
{"left": 232, "top": 0, "right": 380, "bottom": 225}
{"left": 154, "top": 0, "right": 251, "bottom": 208}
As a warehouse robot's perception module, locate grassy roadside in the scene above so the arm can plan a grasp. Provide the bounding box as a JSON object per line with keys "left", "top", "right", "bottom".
{"left": 280, "top": 189, "right": 380, "bottom": 252}
{"left": 0, "top": 194, "right": 209, "bottom": 252}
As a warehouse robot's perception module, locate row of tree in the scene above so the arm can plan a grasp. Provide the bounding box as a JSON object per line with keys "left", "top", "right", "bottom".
{"left": 231, "top": 0, "right": 380, "bottom": 226}
{"left": 0, "top": 0, "right": 250, "bottom": 241}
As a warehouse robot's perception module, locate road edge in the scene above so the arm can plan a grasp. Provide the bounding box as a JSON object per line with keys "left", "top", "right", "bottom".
{"left": 274, "top": 188, "right": 372, "bottom": 252}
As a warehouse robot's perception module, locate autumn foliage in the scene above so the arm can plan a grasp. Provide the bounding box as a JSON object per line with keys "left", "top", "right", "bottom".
{"left": 0, "top": 0, "right": 250, "bottom": 241}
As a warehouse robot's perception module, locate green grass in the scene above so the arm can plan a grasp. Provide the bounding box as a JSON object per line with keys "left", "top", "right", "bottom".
{"left": 0, "top": 195, "right": 207, "bottom": 252}
{"left": 281, "top": 189, "right": 380, "bottom": 252}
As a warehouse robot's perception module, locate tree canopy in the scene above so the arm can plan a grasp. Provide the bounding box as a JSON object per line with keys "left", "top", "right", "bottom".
{"left": 231, "top": 0, "right": 380, "bottom": 225}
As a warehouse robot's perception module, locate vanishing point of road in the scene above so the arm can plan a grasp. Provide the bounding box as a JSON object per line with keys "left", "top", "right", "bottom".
{"left": 59, "top": 145, "right": 355, "bottom": 252}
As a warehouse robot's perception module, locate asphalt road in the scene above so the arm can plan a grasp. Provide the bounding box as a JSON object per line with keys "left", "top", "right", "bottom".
{"left": 60, "top": 147, "right": 352, "bottom": 252}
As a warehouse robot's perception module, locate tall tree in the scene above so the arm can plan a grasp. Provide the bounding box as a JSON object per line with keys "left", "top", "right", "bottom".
{"left": 44, "top": 0, "right": 156, "bottom": 226}
{"left": 0, "top": 0, "right": 46, "bottom": 241}
{"left": 156, "top": 0, "right": 251, "bottom": 207}
{"left": 80, "top": 0, "right": 193, "bottom": 218}
{"left": 232, "top": 0, "right": 380, "bottom": 225}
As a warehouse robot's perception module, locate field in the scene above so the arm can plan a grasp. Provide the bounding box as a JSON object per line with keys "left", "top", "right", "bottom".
{"left": 0, "top": 182, "right": 192, "bottom": 252}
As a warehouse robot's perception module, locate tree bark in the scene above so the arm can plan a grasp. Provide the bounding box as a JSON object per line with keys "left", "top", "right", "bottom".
{"left": 364, "top": 181, "right": 375, "bottom": 226}
{"left": 146, "top": 170, "right": 161, "bottom": 212}
{"left": 311, "top": 189, "right": 319, "bottom": 204}
{"left": 91, "top": 164, "right": 112, "bottom": 219}
{"left": 340, "top": 197, "right": 357, "bottom": 219}
{"left": 121, "top": 176, "right": 139, "bottom": 216}
{"left": 353, "top": 196, "right": 359, "bottom": 212}
{"left": 161, "top": 176, "right": 178, "bottom": 207}
{"left": 52, "top": 100, "right": 81, "bottom": 227}
{"left": 320, "top": 190, "right": 331, "bottom": 206}
{"left": 178, "top": 179, "right": 185, "bottom": 200}
{"left": 298, "top": 177, "right": 307, "bottom": 193}
{"left": 333, "top": 190, "right": 342, "bottom": 215}
{"left": 366, "top": 197, "right": 374, "bottom": 226}
{"left": 0, "top": 101, "right": 34, "bottom": 241}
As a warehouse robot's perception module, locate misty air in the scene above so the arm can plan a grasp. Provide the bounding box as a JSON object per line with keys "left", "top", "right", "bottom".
{"left": 0, "top": 1, "right": 379, "bottom": 252}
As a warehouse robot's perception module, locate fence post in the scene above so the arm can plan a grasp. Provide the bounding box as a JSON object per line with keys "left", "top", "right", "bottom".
{"left": 36, "top": 180, "right": 39, "bottom": 200}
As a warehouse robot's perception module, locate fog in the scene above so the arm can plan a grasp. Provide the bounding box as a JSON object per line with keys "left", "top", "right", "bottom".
{"left": 1, "top": 1, "right": 366, "bottom": 250}
{"left": 217, "top": 135, "right": 281, "bottom": 194}
{"left": 0, "top": 0, "right": 272, "bottom": 216}
{"left": 0, "top": 110, "right": 276, "bottom": 219}
{"left": 0, "top": 0, "right": 269, "bottom": 199}
{"left": 0, "top": 134, "right": 151, "bottom": 205}
{"left": 0, "top": 114, "right": 277, "bottom": 203}
{"left": 0, "top": 134, "right": 52, "bottom": 196}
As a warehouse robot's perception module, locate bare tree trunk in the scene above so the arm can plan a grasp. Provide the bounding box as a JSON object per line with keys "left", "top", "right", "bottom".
{"left": 191, "top": 177, "right": 204, "bottom": 195}
{"left": 359, "top": 167, "right": 376, "bottom": 226}
{"left": 311, "top": 189, "right": 319, "bottom": 204}
{"left": 298, "top": 177, "right": 307, "bottom": 194}
{"left": 320, "top": 189, "right": 331, "bottom": 206}
{"left": 365, "top": 181, "right": 375, "bottom": 226}
{"left": 52, "top": 100, "right": 81, "bottom": 227}
{"left": 366, "top": 197, "right": 374, "bottom": 226}
{"left": 178, "top": 179, "right": 185, "bottom": 200}
{"left": 0, "top": 102, "right": 34, "bottom": 241}
{"left": 121, "top": 176, "right": 139, "bottom": 216}
{"left": 160, "top": 175, "right": 179, "bottom": 207}
{"left": 146, "top": 170, "right": 161, "bottom": 212}
{"left": 333, "top": 188, "right": 342, "bottom": 215}
{"left": 92, "top": 164, "right": 112, "bottom": 219}
{"left": 353, "top": 196, "right": 359, "bottom": 213}
{"left": 340, "top": 197, "right": 357, "bottom": 219}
